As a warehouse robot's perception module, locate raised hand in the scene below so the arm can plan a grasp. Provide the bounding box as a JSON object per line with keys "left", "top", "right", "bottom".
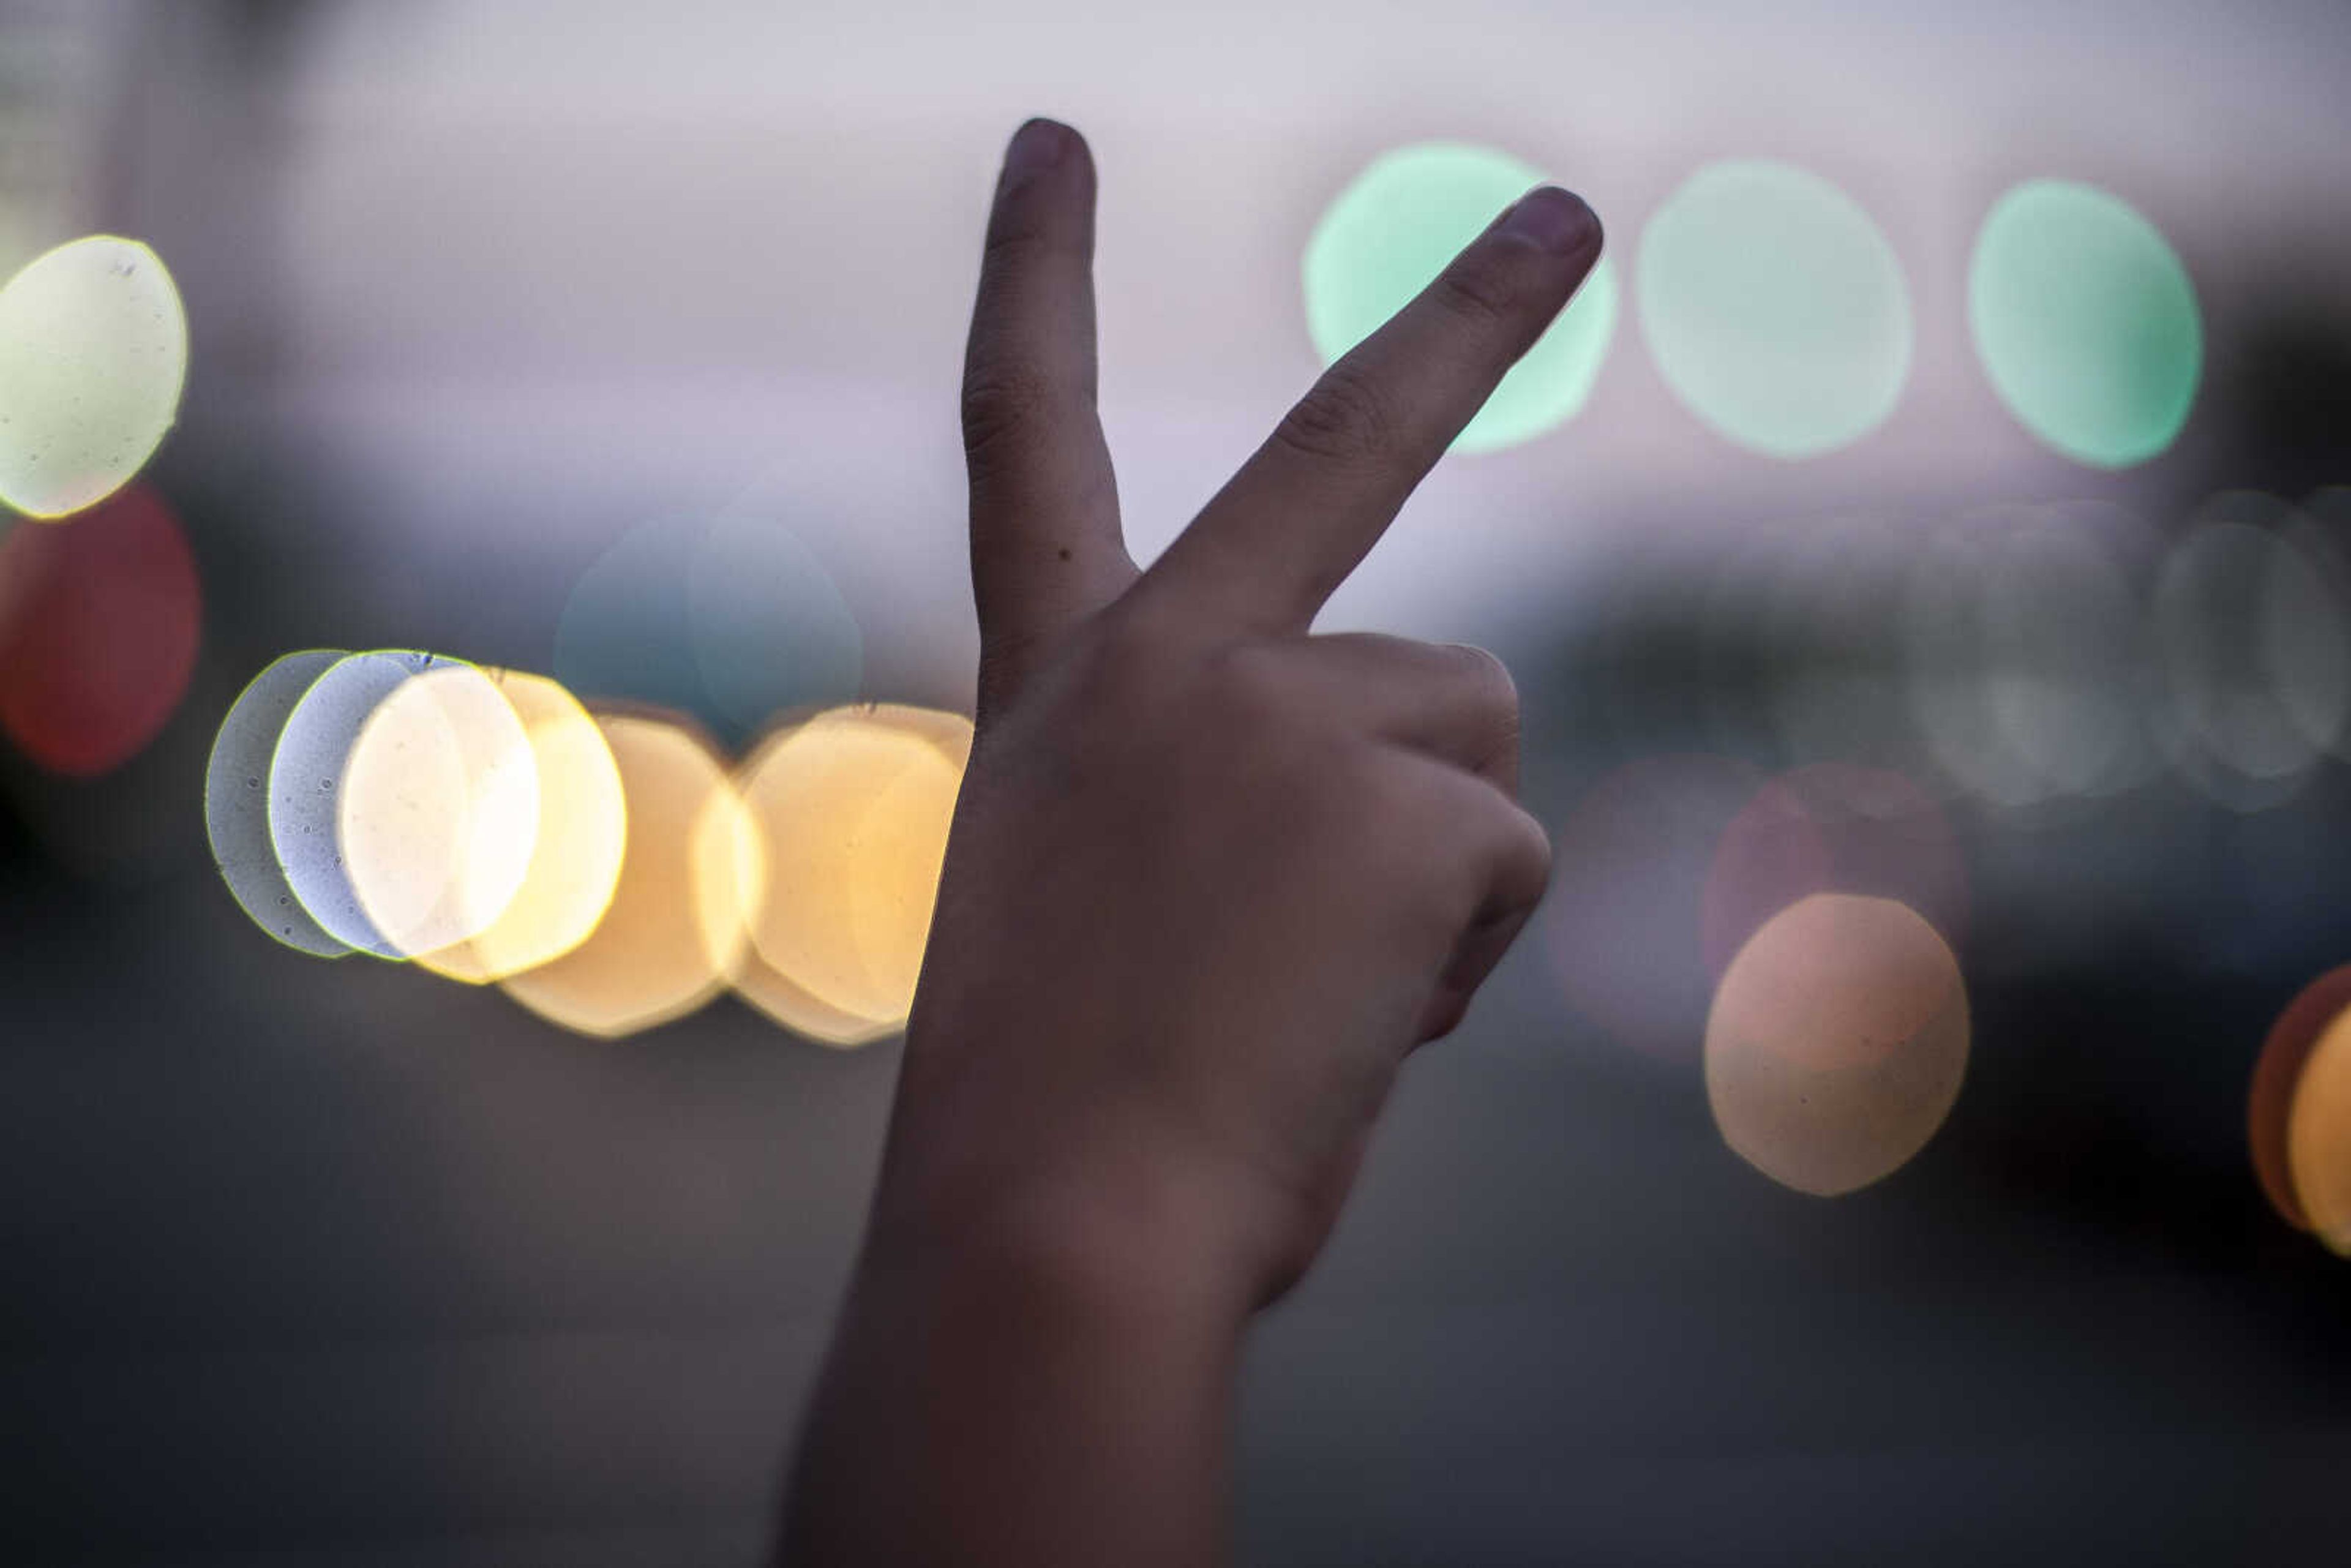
{"left": 782, "top": 118, "right": 1603, "bottom": 1568}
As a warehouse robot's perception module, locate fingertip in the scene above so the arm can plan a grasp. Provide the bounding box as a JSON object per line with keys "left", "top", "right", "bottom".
{"left": 1496, "top": 186, "right": 1602, "bottom": 260}
{"left": 1000, "top": 118, "right": 1091, "bottom": 193}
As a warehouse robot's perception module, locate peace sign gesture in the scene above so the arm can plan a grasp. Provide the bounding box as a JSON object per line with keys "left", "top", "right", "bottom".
{"left": 786, "top": 119, "right": 1603, "bottom": 1568}
{"left": 962, "top": 118, "right": 1602, "bottom": 692}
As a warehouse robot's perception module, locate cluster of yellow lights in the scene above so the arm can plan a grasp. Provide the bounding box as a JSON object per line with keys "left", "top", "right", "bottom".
{"left": 40, "top": 187, "right": 2322, "bottom": 1214}
{"left": 209, "top": 651, "right": 969, "bottom": 1048}
{"left": 2249, "top": 968, "right": 2351, "bottom": 1254}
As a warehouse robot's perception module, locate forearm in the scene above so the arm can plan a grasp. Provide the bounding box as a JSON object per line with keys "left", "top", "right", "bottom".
{"left": 779, "top": 1153, "right": 1257, "bottom": 1566}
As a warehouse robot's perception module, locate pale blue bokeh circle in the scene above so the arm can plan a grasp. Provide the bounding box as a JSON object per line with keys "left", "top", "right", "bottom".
{"left": 1637, "top": 160, "right": 1913, "bottom": 459}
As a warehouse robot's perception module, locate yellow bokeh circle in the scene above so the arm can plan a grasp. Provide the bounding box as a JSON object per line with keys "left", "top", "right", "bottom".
{"left": 500, "top": 713, "right": 762, "bottom": 1038}
{"left": 418, "top": 670, "right": 626, "bottom": 984}
{"left": 734, "top": 704, "right": 971, "bottom": 1037}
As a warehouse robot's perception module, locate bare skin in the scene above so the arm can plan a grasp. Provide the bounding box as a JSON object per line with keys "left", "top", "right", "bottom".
{"left": 779, "top": 118, "right": 1603, "bottom": 1566}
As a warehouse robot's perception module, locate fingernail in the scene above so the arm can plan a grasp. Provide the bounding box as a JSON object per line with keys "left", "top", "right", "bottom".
{"left": 1499, "top": 187, "right": 1599, "bottom": 256}
{"left": 1002, "top": 118, "right": 1068, "bottom": 186}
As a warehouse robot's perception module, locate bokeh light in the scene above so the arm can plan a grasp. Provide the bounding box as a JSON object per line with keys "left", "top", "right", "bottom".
{"left": 1303, "top": 141, "right": 1618, "bottom": 455}
{"left": 1690, "top": 528, "right": 1787, "bottom": 760}
{"left": 499, "top": 713, "right": 761, "bottom": 1039}
{"left": 2248, "top": 966, "right": 2351, "bottom": 1234}
{"left": 2298, "top": 488, "right": 2351, "bottom": 760}
{"left": 0, "top": 481, "right": 200, "bottom": 775}
{"left": 269, "top": 650, "right": 459, "bottom": 957}
{"left": 1757, "top": 517, "right": 1918, "bottom": 766}
{"left": 416, "top": 670, "right": 625, "bottom": 985}
{"left": 736, "top": 703, "right": 971, "bottom": 1032}
{"left": 2152, "top": 495, "right": 2349, "bottom": 801}
{"left": 1702, "top": 763, "right": 1968, "bottom": 979}
{"left": 0, "top": 235, "right": 188, "bottom": 519}
{"left": 1705, "top": 893, "right": 1969, "bottom": 1197}
{"left": 1969, "top": 179, "right": 2200, "bottom": 468}
{"left": 2286, "top": 1003, "right": 2351, "bottom": 1256}
{"left": 1636, "top": 160, "right": 1911, "bottom": 459}
{"left": 554, "top": 510, "right": 862, "bottom": 746}
{"left": 2265, "top": 511, "right": 2351, "bottom": 762}
{"left": 1905, "top": 504, "right": 2159, "bottom": 807}
{"left": 687, "top": 510, "right": 866, "bottom": 737}
{"left": 733, "top": 955, "right": 900, "bottom": 1051}
{"left": 1545, "top": 753, "right": 1763, "bottom": 1062}
{"left": 339, "top": 662, "right": 540, "bottom": 958}
{"left": 205, "top": 649, "right": 351, "bottom": 958}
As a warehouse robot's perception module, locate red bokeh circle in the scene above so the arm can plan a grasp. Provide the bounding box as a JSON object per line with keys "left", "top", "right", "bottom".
{"left": 0, "top": 485, "right": 202, "bottom": 776}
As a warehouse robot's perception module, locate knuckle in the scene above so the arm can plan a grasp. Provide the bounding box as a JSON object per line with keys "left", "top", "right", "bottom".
{"left": 1357, "top": 749, "right": 1447, "bottom": 838}
{"left": 1479, "top": 800, "right": 1554, "bottom": 919}
{"left": 1433, "top": 642, "right": 1522, "bottom": 779}
{"left": 1273, "top": 361, "right": 1405, "bottom": 468}
{"left": 1294, "top": 734, "right": 1395, "bottom": 840}
{"left": 1475, "top": 677, "right": 1524, "bottom": 768}
{"left": 1428, "top": 257, "right": 1519, "bottom": 330}
{"left": 1506, "top": 805, "right": 1556, "bottom": 898}
{"left": 1386, "top": 777, "right": 1492, "bottom": 923}
{"left": 1444, "top": 642, "right": 1520, "bottom": 718}
{"left": 1417, "top": 775, "right": 1547, "bottom": 920}
{"left": 978, "top": 211, "right": 1049, "bottom": 272}
{"left": 959, "top": 365, "right": 1053, "bottom": 467}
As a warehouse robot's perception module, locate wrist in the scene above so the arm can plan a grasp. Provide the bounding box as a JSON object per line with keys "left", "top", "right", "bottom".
{"left": 862, "top": 1123, "right": 1267, "bottom": 1343}
{"left": 795, "top": 1128, "right": 1254, "bottom": 1565}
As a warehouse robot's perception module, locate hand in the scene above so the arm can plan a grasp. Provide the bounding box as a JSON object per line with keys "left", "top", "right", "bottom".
{"left": 782, "top": 118, "right": 1602, "bottom": 1567}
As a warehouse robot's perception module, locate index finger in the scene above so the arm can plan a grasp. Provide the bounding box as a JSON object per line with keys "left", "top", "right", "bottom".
{"left": 1146, "top": 187, "right": 1600, "bottom": 631}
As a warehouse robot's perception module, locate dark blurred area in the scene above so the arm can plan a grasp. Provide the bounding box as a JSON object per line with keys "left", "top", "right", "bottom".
{"left": 5, "top": 1, "right": 2351, "bottom": 1563}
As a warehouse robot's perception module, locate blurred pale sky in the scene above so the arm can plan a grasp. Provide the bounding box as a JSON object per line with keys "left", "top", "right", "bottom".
{"left": 119, "top": 1, "right": 2351, "bottom": 670}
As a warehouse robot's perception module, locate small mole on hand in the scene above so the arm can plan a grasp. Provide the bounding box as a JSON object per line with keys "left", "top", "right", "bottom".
{"left": 1057, "top": 547, "right": 1073, "bottom": 562}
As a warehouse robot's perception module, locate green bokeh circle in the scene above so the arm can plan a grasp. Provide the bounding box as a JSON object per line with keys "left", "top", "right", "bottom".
{"left": 1303, "top": 142, "right": 1618, "bottom": 456}
{"left": 1969, "top": 179, "right": 2201, "bottom": 469}
{"left": 1636, "top": 160, "right": 1913, "bottom": 459}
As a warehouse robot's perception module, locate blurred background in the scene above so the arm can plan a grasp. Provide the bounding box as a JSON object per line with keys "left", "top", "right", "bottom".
{"left": 5, "top": 0, "right": 2351, "bottom": 1562}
